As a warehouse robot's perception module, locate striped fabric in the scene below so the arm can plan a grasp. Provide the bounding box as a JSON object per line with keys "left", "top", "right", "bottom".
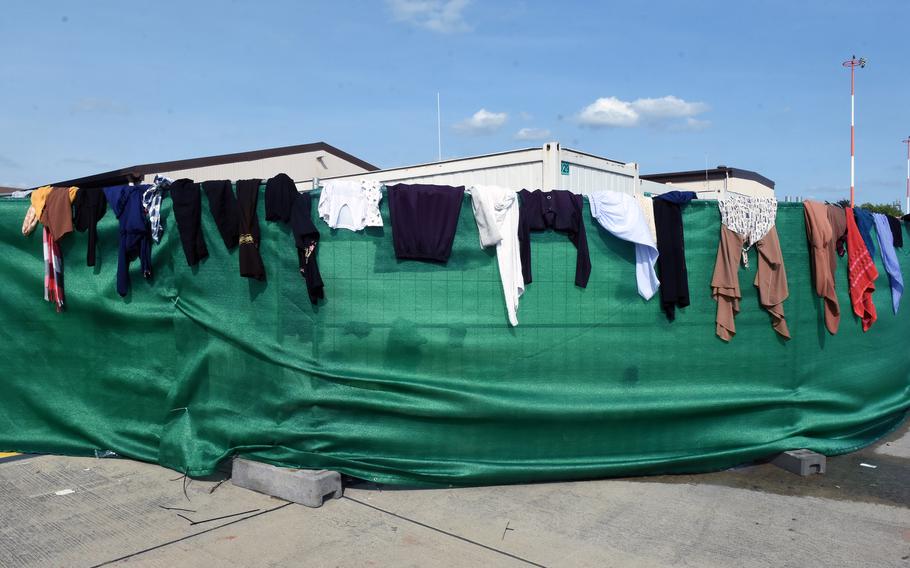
{"left": 43, "top": 227, "right": 64, "bottom": 312}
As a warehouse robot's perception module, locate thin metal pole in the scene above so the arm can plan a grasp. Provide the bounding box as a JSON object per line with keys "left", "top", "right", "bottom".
{"left": 437, "top": 92, "right": 442, "bottom": 161}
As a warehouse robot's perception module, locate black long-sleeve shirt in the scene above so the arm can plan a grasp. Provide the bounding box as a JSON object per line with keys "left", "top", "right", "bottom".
{"left": 653, "top": 192, "right": 696, "bottom": 321}
{"left": 517, "top": 189, "right": 591, "bottom": 288}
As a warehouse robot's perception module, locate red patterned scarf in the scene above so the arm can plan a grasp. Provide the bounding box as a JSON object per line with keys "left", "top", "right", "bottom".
{"left": 43, "top": 226, "right": 65, "bottom": 312}
{"left": 846, "top": 207, "right": 877, "bottom": 331}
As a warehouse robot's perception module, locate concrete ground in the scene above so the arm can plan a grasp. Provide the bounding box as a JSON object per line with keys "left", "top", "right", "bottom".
{"left": 0, "top": 423, "right": 908, "bottom": 568}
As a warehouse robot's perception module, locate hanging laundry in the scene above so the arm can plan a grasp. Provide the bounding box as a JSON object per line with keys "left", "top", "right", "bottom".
{"left": 717, "top": 194, "right": 777, "bottom": 267}
{"left": 40, "top": 186, "right": 76, "bottom": 241}
{"left": 30, "top": 186, "right": 53, "bottom": 219}
{"left": 886, "top": 215, "right": 903, "bottom": 248}
{"left": 73, "top": 187, "right": 108, "bottom": 266}
{"left": 29, "top": 185, "right": 77, "bottom": 220}
{"left": 653, "top": 191, "right": 697, "bottom": 321}
{"left": 103, "top": 184, "right": 153, "bottom": 297}
{"left": 24, "top": 185, "right": 78, "bottom": 237}
{"left": 202, "top": 180, "right": 240, "bottom": 249}
{"left": 845, "top": 207, "right": 878, "bottom": 332}
{"left": 290, "top": 192, "right": 324, "bottom": 304}
{"left": 317, "top": 179, "right": 384, "bottom": 231}
{"left": 38, "top": 187, "right": 78, "bottom": 312}
{"left": 803, "top": 200, "right": 840, "bottom": 334}
{"left": 589, "top": 191, "right": 659, "bottom": 300}
{"left": 518, "top": 189, "right": 591, "bottom": 288}
{"left": 853, "top": 208, "right": 877, "bottom": 261}
{"left": 264, "top": 175, "right": 324, "bottom": 303}
{"left": 236, "top": 179, "right": 265, "bottom": 281}
{"left": 21, "top": 205, "right": 38, "bottom": 236}
{"left": 141, "top": 175, "right": 172, "bottom": 243}
{"left": 712, "top": 225, "right": 790, "bottom": 341}
{"left": 827, "top": 205, "right": 847, "bottom": 258}
{"left": 712, "top": 196, "right": 789, "bottom": 341}
{"left": 43, "top": 228, "right": 64, "bottom": 312}
{"left": 873, "top": 213, "right": 902, "bottom": 314}
{"left": 470, "top": 184, "right": 523, "bottom": 326}
{"left": 265, "top": 173, "right": 298, "bottom": 223}
{"left": 635, "top": 193, "right": 658, "bottom": 243}
{"left": 169, "top": 179, "right": 209, "bottom": 266}
{"left": 388, "top": 184, "right": 464, "bottom": 263}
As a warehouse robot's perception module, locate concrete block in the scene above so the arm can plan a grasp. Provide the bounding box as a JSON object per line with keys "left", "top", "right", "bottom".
{"left": 771, "top": 449, "right": 826, "bottom": 476}
{"left": 231, "top": 459, "right": 342, "bottom": 507}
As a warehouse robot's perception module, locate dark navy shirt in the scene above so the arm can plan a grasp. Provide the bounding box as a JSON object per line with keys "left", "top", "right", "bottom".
{"left": 653, "top": 191, "right": 697, "bottom": 321}
{"left": 518, "top": 189, "right": 591, "bottom": 288}
{"left": 853, "top": 208, "right": 877, "bottom": 261}
{"left": 103, "top": 184, "right": 153, "bottom": 297}
{"left": 388, "top": 184, "right": 464, "bottom": 263}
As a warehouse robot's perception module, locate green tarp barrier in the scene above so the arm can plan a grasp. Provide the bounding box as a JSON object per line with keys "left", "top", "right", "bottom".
{"left": 1, "top": 192, "right": 907, "bottom": 486}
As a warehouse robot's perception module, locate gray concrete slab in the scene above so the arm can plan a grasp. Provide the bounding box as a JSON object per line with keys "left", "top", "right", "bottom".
{"left": 344, "top": 480, "right": 910, "bottom": 568}
{"left": 231, "top": 458, "right": 342, "bottom": 507}
{"left": 1, "top": 421, "right": 908, "bottom": 568}
{"left": 113, "top": 499, "right": 524, "bottom": 568}
{"left": 877, "top": 424, "right": 910, "bottom": 459}
{"left": 0, "top": 456, "right": 278, "bottom": 568}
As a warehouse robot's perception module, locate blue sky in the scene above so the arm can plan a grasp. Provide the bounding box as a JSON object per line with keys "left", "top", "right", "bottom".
{"left": 1, "top": 1, "right": 908, "bottom": 203}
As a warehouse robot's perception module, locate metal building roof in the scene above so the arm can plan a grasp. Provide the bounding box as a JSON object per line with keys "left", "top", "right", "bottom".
{"left": 45, "top": 142, "right": 379, "bottom": 189}
{"left": 641, "top": 166, "right": 774, "bottom": 189}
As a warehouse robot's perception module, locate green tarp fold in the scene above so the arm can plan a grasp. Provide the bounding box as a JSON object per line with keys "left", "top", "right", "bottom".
{"left": 1, "top": 193, "right": 907, "bottom": 486}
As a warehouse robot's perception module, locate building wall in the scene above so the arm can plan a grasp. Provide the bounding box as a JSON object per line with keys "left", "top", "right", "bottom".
{"left": 557, "top": 148, "right": 637, "bottom": 195}
{"left": 304, "top": 144, "right": 638, "bottom": 196}
{"left": 139, "top": 150, "right": 370, "bottom": 185}
{"left": 727, "top": 178, "right": 774, "bottom": 198}
{"left": 646, "top": 177, "right": 774, "bottom": 199}
{"left": 136, "top": 143, "right": 640, "bottom": 198}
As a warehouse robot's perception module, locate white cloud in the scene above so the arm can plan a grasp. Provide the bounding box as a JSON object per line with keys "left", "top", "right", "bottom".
{"left": 577, "top": 97, "right": 639, "bottom": 127}
{"left": 454, "top": 108, "right": 507, "bottom": 134}
{"left": 577, "top": 95, "right": 709, "bottom": 129}
{"left": 630, "top": 96, "right": 708, "bottom": 119}
{"left": 386, "top": 0, "right": 472, "bottom": 33}
{"left": 514, "top": 127, "right": 551, "bottom": 141}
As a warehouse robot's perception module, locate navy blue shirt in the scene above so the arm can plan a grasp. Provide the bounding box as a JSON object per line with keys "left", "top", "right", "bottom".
{"left": 653, "top": 191, "right": 697, "bottom": 321}
{"left": 518, "top": 189, "right": 591, "bottom": 288}
{"left": 103, "top": 184, "right": 153, "bottom": 297}
{"left": 853, "top": 208, "right": 877, "bottom": 261}
{"left": 388, "top": 184, "right": 464, "bottom": 263}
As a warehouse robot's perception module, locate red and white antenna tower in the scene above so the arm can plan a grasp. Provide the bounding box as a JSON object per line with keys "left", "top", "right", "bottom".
{"left": 843, "top": 55, "right": 866, "bottom": 207}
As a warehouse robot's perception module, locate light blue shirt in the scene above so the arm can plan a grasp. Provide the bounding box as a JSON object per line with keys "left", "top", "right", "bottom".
{"left": 873, "top": 213, "right": 903, "bottom": 314}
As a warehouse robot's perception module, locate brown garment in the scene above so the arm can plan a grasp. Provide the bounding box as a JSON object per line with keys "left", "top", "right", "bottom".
{"left": 30, "top": 185, "right": 77, "bottom": 220}
{"left": 711, "top": 225, "right": 790, "bottom": 341}
{"left": 39, "top": 187, "right": 76, "bottom": 242}
{"left": 827, "top": 205, "right": 847, "bottom": 261}
{"left": 804, "top": 201, "right": 840, "bottom": 334}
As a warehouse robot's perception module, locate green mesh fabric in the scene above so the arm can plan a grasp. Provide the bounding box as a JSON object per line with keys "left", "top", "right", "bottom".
{"left": 1, "top": 191, "right": 907, "bottom": 486}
